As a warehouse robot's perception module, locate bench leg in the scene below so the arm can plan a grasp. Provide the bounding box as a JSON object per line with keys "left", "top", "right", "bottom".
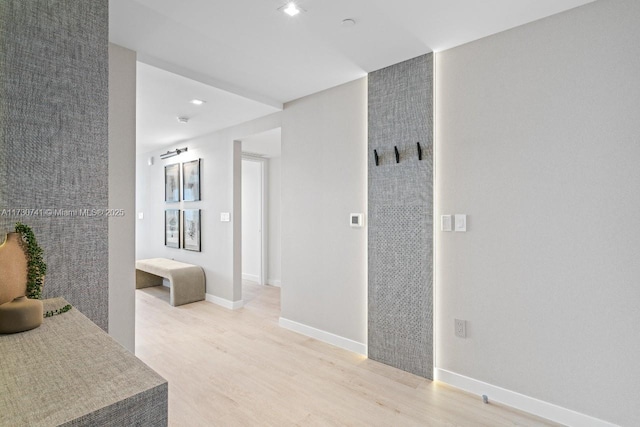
{"left": 169, "top": 281, "right": 176, "bottom": 306}
{"left": 136, "top": 270, "right": 163, "bottom": 289}
{"left": 168, "top": 272, "right": 205, "bottom": 307}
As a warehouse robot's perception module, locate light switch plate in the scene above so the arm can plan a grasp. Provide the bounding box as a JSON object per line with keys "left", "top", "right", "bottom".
{"left": 220, "top": 212, "right": 230, "bottom": 222}
{"left": 441, "top": 215, "right": 452, "bottom": 231}
{"left": 455, "top": 214, "right": 467, "bottom": 232}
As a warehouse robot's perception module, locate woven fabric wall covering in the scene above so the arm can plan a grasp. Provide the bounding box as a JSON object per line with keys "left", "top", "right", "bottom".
{"left": 368, "top": 54, "right": 433, "bottom": 378}
{"left": 0, "top": 1, "right": 109, "bottom": 330}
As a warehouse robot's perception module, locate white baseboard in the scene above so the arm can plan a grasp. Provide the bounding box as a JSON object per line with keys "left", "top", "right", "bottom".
{"left": 278, "top": 317, "right": 367, "bottom": 356}
{"left": 434, "top": 368, "right": 617, "bottom": 427}
{"left": 242, "top": 273, "right": 260, "bottom": 283}
{"left": 241, "top": 274, "right": 280, "bottom": 287}
{"left": 205, "top": 293, "right": 244, "bottom": 310}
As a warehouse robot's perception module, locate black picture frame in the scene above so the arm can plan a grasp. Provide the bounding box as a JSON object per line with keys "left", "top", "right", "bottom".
{"left": 165, "top": 209, "right": 180, "bottom": 248}
{"left": 165, "top": 163, "right": 180, "bottom": 202}
{"left": 182, "top": 159, "right": 201, "bottom": 202}
{"left": 182, "top": 209, "right": 201, "bottom": 252}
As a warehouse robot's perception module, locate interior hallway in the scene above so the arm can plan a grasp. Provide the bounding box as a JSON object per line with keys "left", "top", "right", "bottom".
{"left": 135, "top": 282, "right": 558, "bottom": 426}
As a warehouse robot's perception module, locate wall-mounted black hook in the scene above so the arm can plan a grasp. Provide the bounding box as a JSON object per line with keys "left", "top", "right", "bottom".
{"left": 394, "top": 146, "right": 400, "bottom": 163}
{"left": 417, "top": 142, "right": 422, "bottom": 161}
{"left": 374, "top": 149, "right": 379, "bottom": 166}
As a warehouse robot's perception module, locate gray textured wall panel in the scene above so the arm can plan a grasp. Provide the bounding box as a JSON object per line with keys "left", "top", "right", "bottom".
{"left": 0, "top": 0, "right": 109, "bottom": 330}
{"left": 368, "top": 54, "right": 433, "bottom": 378}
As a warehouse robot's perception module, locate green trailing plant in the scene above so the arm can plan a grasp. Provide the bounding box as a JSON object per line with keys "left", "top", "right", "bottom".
{"left": 14, "top": 223, "right": 72, "bottom": 317}
{"left": 44, "top": 304, "right": 72, "bottom": 318}
{"left": 14, "top": 222, "right": 47, "bottom": 300}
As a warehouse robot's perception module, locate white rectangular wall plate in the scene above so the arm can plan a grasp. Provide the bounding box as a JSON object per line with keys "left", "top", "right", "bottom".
{"left": 455, "top": 319, "right": 467, "bottom": 338}
{"left": 220, "top": 212, "right": 230, "bottom": 222}
{"left": 441, "top": 215, "right": 452, "bottom": 231}
{"left": 455, "top": 214, "right": 467, "bottom": 232}
{"left": 350, "top": 213, "right": 364, "bottom": 227}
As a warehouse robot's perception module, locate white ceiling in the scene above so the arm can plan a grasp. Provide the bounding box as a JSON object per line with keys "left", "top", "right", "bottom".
{"left": 111, "top": 0, "right": 595, "bottom": 152}
{"left": 136, "top": 62, "right": 279, "bottom": 153}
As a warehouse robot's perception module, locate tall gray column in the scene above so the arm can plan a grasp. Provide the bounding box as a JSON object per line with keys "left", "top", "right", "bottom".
{"left": 0, "top": 0, "right": 109, "bottom": 330}
{"left": 368, "top": 54, "right": 433, "bottom": 378}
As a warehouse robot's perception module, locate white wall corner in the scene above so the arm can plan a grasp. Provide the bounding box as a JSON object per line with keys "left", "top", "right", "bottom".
{"left": 434, "top": 368, "right": 619, "bottom": 427}
{"left": 279, "top": 317, "right": 367, "bottom": 356}
{"left": 108, "top": 43, "right": 136, "bottom": 353}
{"left": 268, "top": 279, "right": 281, "bottom": 287}
{"left": 206, "top": 293, "right": 244, "bottom": 310}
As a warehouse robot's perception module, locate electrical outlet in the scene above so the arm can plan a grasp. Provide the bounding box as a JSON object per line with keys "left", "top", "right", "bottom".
{"left": 455, "top": 319, "right": 467, "bottom": 338}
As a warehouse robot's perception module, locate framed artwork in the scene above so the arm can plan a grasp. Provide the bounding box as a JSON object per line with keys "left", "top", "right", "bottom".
{"left": 183, "top": 159, "right": 201, "bottom": 201}
{"left": 165, "top": 209, "right": 180, "bottom": 248}
{"left": 165, "top": 163, "right": 180, "bottom": 202}
{"left": 183, "top": 209, "right": 201, "bottom": 252}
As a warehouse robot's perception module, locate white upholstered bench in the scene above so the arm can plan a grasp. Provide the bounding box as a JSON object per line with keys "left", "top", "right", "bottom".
{"left": 135, "top": 258, "right": 205, "bottom": 307}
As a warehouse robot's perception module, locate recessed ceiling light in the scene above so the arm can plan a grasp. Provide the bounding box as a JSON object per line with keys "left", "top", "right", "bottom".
{"left": 177, "top": 116, "right": 189, "bottom": 124}
{"left": 342, "top": 18, "right": 356, "bottom": 27}
{"left": 281, "top": 2, "right": 301, "bottom": 17}
{"left": 190, "top": 99, "right": 206, "bottom": 105}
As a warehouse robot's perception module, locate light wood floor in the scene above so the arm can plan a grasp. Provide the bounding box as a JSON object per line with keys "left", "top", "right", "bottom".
{"left": 135, "top": 283, "right": 559, "bottom": 427}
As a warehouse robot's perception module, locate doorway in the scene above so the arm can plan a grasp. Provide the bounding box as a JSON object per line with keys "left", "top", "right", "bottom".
{"left": 239, "top": 127, "right": 282, "bottom": 305}
{"left": 241, "top": 157, "right": 265, "bottom": 285}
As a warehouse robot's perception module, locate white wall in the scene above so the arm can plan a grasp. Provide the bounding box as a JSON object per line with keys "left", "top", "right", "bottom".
{"left": 241, "top": 159, "right": 262, "bottom": 282}
{"left": 435, "top": 1, "right": 640, "bottom": 425}
{"left": 136, "top": 113, "right": 281, "bottom": 305}
{"left": 268, "top": 156, "right": 281, "bottom": 286}
{"left": 281, "top": 78, "right": 367, "bottom": 351}
{"left": 108, "top": 43, "right": 136, "bottom": 352}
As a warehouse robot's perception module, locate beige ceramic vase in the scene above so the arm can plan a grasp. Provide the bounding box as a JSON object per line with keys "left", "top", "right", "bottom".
{"left": 0, "top": 232, "right": 43, "bottom": 334}
{"left": 0, "top": 296, "right": 43, "bottom": 334}
{"left": 0, "top": 232, "right": 28, "bottom": 304}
